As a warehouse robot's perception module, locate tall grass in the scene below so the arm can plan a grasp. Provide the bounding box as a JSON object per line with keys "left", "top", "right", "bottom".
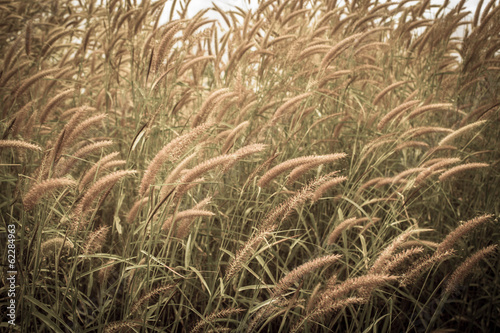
{"left": 0, "top": 0, "right": 499, "bottom": 332}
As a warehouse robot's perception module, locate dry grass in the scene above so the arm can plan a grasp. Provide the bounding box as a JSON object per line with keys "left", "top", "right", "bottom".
{"left": 1, "top": 0, "right": 498, "bottom": 332}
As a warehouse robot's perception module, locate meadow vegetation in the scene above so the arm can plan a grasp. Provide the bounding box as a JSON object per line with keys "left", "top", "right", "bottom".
{"left": 0, "top": 0, "right": 499, "bottom": 332}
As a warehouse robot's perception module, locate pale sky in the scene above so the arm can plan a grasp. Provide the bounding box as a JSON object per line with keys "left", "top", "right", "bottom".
{"left": 160, "top": 0, "right": 482, "bottom": 24}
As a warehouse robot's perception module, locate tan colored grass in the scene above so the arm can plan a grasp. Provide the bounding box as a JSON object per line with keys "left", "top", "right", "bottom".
{"left": 402, "top": 126, "right": 453, "bottom": 138}
{"left": 23, "top": 177, "right": 76, "bottom": 211}
{"left": 391, "top": 167, "right": 427, "bottom": 183}
{"left": 131, "top": 284, "right": 176, "bottom": 314}
{"left": 298, "top": 44, "right": 331, "bottom": 61}
{"left": 224, "top": 144, "right": 267, "bottom": 170}
{"left": 271, "top": 254, "right": 342, "bottom": 298}
{"left": 95, "top": 260, "right": 116, "bottom": 286}
{"left": 370, "top": 229, "right": 418, "bottom": 274}
{"left": 40, "top": 237, "right": 74, "bottom": 257}
{"left": 2, "top": 36, "right": 22, "bottom": 73}
{"left": 408, "top": 103, "right": 454, "bottom": 119}
{"left": 226, "top": 225, "right": 276, "bottom": 280}
{"left": 399, "top": 250, "right": 455, "bottom": 287}
{"left": 444, "top": 244, "right": 497, "bottom": 294}
{"left": 327, "top": 217, "right": 369, "bottom": 245}
{"left": 13, "top": 67, "right": 63, "bottom": 99}
{"left": 384, "top": 247, "right": 425, "bottom": 274}
{"left": 311, "top": 176, "right": 347, "bottom": 203}
{"left": 190, "top": 308, "right": 245, "bottom": 333}
{"left": 103, "top": 321, "right": 142, "bottom": 333}
{"left": 296, "top": 274, "right": 397, "bottom": 332}
{"left": 0, "top": 140, "right": 42, "bottom": 152}
{"left": 55, "top": 140, "right": 114, "bottom": 177}
{"left": 320, "top": 33, "right": 363, "bottom": 69}
{"left": 372, "top": 81, "right": 410, "bottom": 106}
{"left": 377, "top": 100, "right": 420, "bottom": 130}
{"left": 75, "top": 170, "right": 137, "bottom": 219}
{"left": 82, "top": 226, "right": 110, "bottom": 255}
{"left": 438, "top": 162, "right": 489, "bottom": 182}
{"left": 39, "top": 89, "right": 75, "bottom": 124}
{"left": 258, "top": 153, "right": 345, "bottom": 188}
{"left": 421, "top": 157, "right": 461, "bottom": 170}
{"left": 191, "top": 90, "right": 235, "bottom": 128}
{"left": 221, "top": 121, "right": 249, "bottom": 153}
{"left": 270, "top": 93, "right": 314, "bottom": 125}
{"left": 159, "top": 152, "right": 198, "bottom": 200}
{"left": 152, "top": 21, "right": 182, "bottom": 74}
{"left": 436, "top": 214, "right": 493, "bottom": 254}
{"left": 394, "top": 140, "right": 429, "bottom": 152}
{"left": 139, "top": 122, "right": 212, "bottom": 196}
{"left": 287, "top": 153, "right": 346, "bottom": 184}
{"left": 63, "top": 114, "right": 107, "bottom": 149}
{"left": 79, "top": 152, "right": 121, "bottom": 191}
{"left": 178, "top": 55, "right": 215, "bottom": 76}
{"left": 162, "top": 209, "right": 215, "bottom": 233}
{"left": 0, "top": 60, "right": 31, "bottom": 88}
{"left": 438, "top": 120, "right": 487, "bottom": 146}
{"left": 126, "top": 197, "right": 150, "bottom": 224}
{"left": 175, "top": 154, "right": 236, "bottom": 198}
{"left": 270, "top": 92, "right": 313, "bottom": 125}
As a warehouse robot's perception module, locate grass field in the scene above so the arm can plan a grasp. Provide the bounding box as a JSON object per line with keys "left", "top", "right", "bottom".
{"left": 0, "top": 0, "right": 499, "bottom": 332}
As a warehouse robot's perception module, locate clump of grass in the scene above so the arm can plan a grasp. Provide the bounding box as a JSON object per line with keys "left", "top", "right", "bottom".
{"left": 1, "top": 0, "right": 499, "bottom": 332}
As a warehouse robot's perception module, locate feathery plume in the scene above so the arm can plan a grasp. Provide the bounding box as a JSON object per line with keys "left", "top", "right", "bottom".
{"left": 226, "top": 225, "right": 276, "bottom": 280}
{"left": 444, "top": 244, "right": 497, "bottom": 294}
{"left": 139, "top": 122, "right": 212, "bottom": 196}
{"left": 383, "top": 247, "right": 425, "bottom": 274}
{"left": 408, "top": 103, "right": 454, "bottom": 119}
{"left": 0, "top": 140, "right": 42, "bottom": 151}
{"left": 13, "top": 68, "right": 63, "bottom": 100}
{"left": 127, "top": 197, "right": 149, "bottom": 224}
{"left": 162, "top": 209, "right": 215, "bottom": 233}
{"left": 40, "top": 237, "right": 74, "bottom": 256}
{"left": 63, "top": 113, "right": 107, "bottom": 148}
{"left": 327, "top": 217, "right": 369, "bottom": 245}
{"left": 394, "top": 140, "right": 429, "bottom": 151}
{"left": 152, "top": 21, "right": 182, "bottom": 74}
{"left": 400, "top": 250, "right": 455, "bottom": 286}
{"left": 190, "top": 308, "right": 244, "bottom": 333}
{"left": 262, "top": 172, "right": 339, "bottom": 230}
{"left": 159, "top": 152, "right": 198, "bottom": 200}
{"left": 373, "top": 81, "right": 410, "bottom": 106}
{"left": 97, "top": 259, "right": 116, "bottom": 285}
{"left": 175, "top": 154, "right": 236, "bottom": 198}
{"left": 55, "top": 140, "right": 114, "bottom": 177}
{"left": 76, "top": 170, "right": 137, "bottom": 217}
{"left": 436, "top": 214, "right": 493, "bottom": 254}
{"left": 131, "top": 284, "right": 176, "bottom": 314}
{"left": 377, "top": 100, "right": 420, "bottom": 130}
{"left": 292, "top": 297, "right": 365, "bottom": 333}
{"left": 221, "top": 121, "right": 249, "bottom": 153}
{"left": 402, "top": 126, "right": 453, "bottom": 138}
{"left": 23, "top": 178, "right": 76, "bottom": 211}
{"left": 321, "top": 33, "right": 363, "bottom": 69}
{"left": 39, "top": 89, "right": 75, "bottom": 124}
{"left": 438, "top": 120, "right": 487, "bottom": 146}
{"left": 311, "top": 176, "right": 347, "bottom": 203}
{"left": 438, "top": 162, "right": 489, "bottom": 182}
{"left": 270, "top": 92, "right": 313, "bottom": 125}
{"left": 103, "top": 321, "right": 141, "bottom": 333}
{"left": 287, "top": 153, "right": 346, "bottom": 184}
{"left": 272, "top": 254, "right": 342, "bottom": 298}
{"left": 82, "top": 226, "right": 110, "bottom": 255}
{"left": 258, "top": 153, "right": 346, "bottom": 188}
{"left": 370, "top": 229, "right": 418, "bottom": 274}
{"left": 79, "top": 152, "right": 121, "bottom": 191}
